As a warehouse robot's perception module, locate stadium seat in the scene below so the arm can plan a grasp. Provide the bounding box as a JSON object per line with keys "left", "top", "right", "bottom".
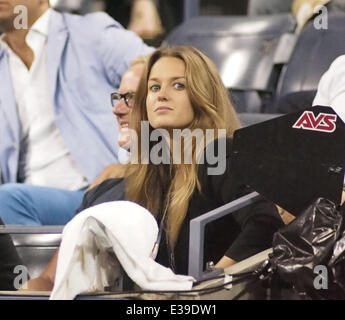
{"left": 163, "top": 14, "right": 297, "bottom": 113}
{"left": 273, "top": 13, "right": 345, "bottom": 113}
{"left": 238, "top": 112, "right": 282, "bottom": 127}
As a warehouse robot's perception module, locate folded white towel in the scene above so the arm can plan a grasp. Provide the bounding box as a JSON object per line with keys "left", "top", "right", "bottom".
{"left": 50, "top": 201, "right": 195, "bottom": 300}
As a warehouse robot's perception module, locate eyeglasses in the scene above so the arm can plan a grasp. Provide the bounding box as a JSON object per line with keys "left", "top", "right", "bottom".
{"left": 110, "top": 92, "right": 135, "bottom": 108}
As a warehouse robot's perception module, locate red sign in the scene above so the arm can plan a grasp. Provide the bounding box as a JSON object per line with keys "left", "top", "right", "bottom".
{"left": 292, "top": 111, "right": 337, "bottom": 133}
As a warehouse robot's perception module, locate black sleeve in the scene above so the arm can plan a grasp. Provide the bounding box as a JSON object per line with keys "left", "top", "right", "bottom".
{"left": 225, "top": 199, "right": 283, "bottom": 261}
{"left": 76, "top": 178, "right": 125, "bottom": 214}
{"left": 205, "top": 138, "right": 284, "bottom": 262}
{"left": 205, "top": 137, "right": 250, "bottom": 203}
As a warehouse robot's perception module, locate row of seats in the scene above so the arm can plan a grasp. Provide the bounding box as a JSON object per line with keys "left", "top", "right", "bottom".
{"left": 163, "top": 12, "right": 345, "bottom": 114}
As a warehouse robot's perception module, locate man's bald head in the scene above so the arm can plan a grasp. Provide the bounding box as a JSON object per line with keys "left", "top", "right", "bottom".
{"left": 113, "top": 61, "right": 146, "bottom": 148}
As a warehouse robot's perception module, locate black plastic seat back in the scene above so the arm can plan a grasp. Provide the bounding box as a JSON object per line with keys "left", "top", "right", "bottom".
{"left": 231, "top": 106, "right": 345, "bottom": 215}
{"left": 238, "top": 112, "right": 282, "bottom": 127}
{"left": 274, "top": 13, "right": 345, "bottom": 113}
{"left": 164, "top": 14, "right": 296, "bottom": 112}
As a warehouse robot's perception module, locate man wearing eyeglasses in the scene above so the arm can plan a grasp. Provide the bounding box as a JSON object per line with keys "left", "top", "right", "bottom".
{"left": 87, "top": 57, "right": 147, "bottom": 190}
{"left": 0, "top": 1, "right": 153, "bottom": 226}
{"left": 112, "top": 58, "right": 147, "bottom": 154}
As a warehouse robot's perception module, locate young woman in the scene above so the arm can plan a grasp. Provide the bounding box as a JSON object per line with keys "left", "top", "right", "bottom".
{"left": 24, "top": 46, "right": 283, "bottom": 291}
{"left": 122, "top": 46, "right": 283, "bottom": 274}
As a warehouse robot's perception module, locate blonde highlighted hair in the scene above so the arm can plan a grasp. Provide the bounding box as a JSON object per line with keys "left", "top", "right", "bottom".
{"left": 125, "top": 46, "right": 241, "bottom": 250}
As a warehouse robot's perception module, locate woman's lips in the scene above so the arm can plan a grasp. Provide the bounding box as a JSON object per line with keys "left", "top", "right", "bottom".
{"left": 155, "top": 106, "right": 173, "bottom": 112}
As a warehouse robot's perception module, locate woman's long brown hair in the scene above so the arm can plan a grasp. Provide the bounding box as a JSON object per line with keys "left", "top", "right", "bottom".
{"left": 125, "top": 46, "right": 241, "bottom": 250}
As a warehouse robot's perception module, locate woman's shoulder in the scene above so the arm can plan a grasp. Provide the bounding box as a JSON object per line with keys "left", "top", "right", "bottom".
{"left": 203, "top": 136, "right": 233, "bottom": 158}
{"left": 89, "top": 178, "right": 124, "bottom": 195}
{"left": 200, "top": 136, "right": 233, "bottom": 174}
{"left": 197, "top": 136, "right": 251, "bottom": 203}
{"left": 204, "top": 136, "right": 233, "bottom": 150}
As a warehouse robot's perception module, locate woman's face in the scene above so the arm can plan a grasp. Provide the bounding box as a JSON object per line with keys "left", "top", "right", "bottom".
{"left": 146, "top": 57, "right": 194, "bottom": 130}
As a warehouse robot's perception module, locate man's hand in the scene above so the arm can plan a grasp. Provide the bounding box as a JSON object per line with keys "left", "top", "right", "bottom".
{"left": 20, "top": 276, "right": 54, "bottom": 292}
{"left": 215, "top": 256, "right": 237, "bottom": 269}
{"left": 276, "top": 191, "right": 345, "bottom": 225}
{"left": 276, "top": 205, "right": 295, "bottom": 225}
{"left": 20, "top": 250, "right": 59, "bottom": 292}
{"left": 128, "top": 0, "right": 164, "bottom": 39}
{"left": 87, "top": 164, "right": 126, "bottom": 190}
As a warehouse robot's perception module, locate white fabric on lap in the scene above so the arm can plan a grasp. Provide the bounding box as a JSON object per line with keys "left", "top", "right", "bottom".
{"left": 50, "top": 201, "right": 195, "bottom": 300}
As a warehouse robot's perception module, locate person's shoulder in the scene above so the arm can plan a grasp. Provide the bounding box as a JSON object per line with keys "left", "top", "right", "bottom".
{"left": 327, "top": 55, "right": 345, "bottom": 72}
{"left": 76, "top": 178, "right": 125, "bottom": 214}
{"left": 316, "top": 54, "right": 345, "bottom": 94}
{"left": 81, "top": 11, "right": 123, "bottom": 28}
{"left": 92, "top": 178, "right": 124, "bottom": 192}
{"left": 198, "top": 136, "right": 233, "bottom": 177}
{"left": 62, "top": 11, "right": 124, "bottom": 33}
{"left": 204, "top": 136, "right": 233, "bottom": 156}
{"left": 56, "top": 10, "right": 129, "bottom": 49}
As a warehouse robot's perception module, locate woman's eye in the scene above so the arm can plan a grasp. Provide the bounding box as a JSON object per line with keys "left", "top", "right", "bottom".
{"left": 150, "top": 84, "right": 160, "bottom": 92}
{"left": 174, "top": 82, "right": 185, "bottom": 90}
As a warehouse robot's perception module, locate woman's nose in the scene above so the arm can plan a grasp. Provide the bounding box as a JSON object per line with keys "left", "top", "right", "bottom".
{"left": 157, "top": 86, "right": 168, "bottom": 101}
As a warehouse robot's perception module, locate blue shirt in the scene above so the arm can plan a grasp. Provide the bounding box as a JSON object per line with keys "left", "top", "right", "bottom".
{"left": 0, "top": 10, "right": 153, "bottom": 184}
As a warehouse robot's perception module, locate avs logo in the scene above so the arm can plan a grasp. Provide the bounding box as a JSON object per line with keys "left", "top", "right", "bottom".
{"left": 292, "top": 111, "right": 337, "bottom": 133}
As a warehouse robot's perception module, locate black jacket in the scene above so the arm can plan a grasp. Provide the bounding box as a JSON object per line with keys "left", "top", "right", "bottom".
{"left": 77, "top": 138, "right": 283, "bottom": 275}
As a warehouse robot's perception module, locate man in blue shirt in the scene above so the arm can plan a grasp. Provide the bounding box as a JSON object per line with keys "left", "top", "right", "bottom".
{"left": 0, "top": 0, "right": 153, "bottom": 225}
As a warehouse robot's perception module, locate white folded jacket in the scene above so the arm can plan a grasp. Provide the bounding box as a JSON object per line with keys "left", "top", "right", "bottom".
{"left": 50, "top": 201, "right": 195, "bottom": 300}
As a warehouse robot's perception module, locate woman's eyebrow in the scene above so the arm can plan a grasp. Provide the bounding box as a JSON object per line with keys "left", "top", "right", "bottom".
{"left": 148, "top": 76, "right": 186, "bottom": 82}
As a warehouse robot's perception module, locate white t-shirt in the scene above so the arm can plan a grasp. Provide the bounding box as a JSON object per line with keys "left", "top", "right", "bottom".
{"left": 313, "top": 55, "right": 345, "bottom": 122}
{"left": 0, "top": 9, "right": 88, "bottom": 190}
